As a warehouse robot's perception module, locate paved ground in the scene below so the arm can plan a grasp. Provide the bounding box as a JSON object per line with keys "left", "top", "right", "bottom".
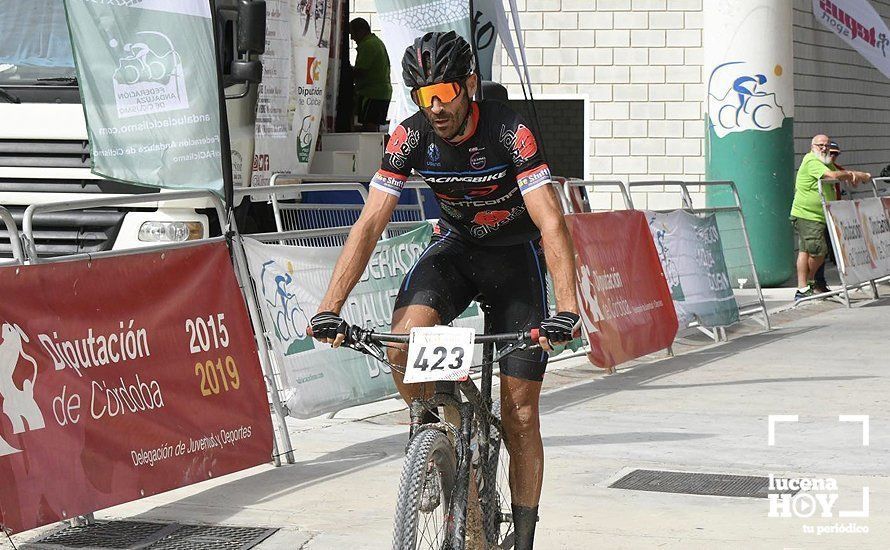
{"left": 6, "top": 284, "right": 889, "bottom": 550}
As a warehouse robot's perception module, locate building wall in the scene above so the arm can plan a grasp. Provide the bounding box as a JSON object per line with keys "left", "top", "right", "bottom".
{"left": 792, "top": 0, "right": 890, "bottom": 176}
{"left": 493, "top": 0, "right": 706, "bottom": 210}
{"left": 349, "top": 0, "right": 890, "bottom": 205}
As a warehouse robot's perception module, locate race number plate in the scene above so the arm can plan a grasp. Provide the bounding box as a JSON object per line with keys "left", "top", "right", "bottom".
{"left": 403, "top": 326, "right": 476, "bottom": 383}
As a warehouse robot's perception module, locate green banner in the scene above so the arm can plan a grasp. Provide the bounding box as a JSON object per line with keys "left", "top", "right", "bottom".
{"left": 64, "top": 0, "right": 224, "bottom": 194}
{"left": 243, "top": 224, "right": 472, "bottom": 418}
{"left": 646, "top": 210, "right": 740, "bottom": 328}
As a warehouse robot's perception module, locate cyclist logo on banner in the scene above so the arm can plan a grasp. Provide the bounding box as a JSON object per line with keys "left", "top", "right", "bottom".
{"left": 707, "top": 60, "right": 787, "bottom": 138}
{"left": 259, "top": 261, "right": 315, "bottom": 355}
{"left": 653, "top": 227, "right": 685, "bottom": 301}
{"left": 297, "top": 0, "right": 329, "bottom": 48}
{"left": 0, "top": 322, "right": 46, "bottom": 458}
{"left": 110, "top": 31, "right": 188, "bottom": 119}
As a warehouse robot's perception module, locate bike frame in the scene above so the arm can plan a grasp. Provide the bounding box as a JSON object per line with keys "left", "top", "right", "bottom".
{"left": 406, "top": 323, "right": 496, "bottom": 548}
{"left": 363, "top": 307, "right": 533, "bottom": 550}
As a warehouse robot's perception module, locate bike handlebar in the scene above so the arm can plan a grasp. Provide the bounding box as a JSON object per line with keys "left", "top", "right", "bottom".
{"left": 344, "top": 325, "right": 540, "bottom": 346}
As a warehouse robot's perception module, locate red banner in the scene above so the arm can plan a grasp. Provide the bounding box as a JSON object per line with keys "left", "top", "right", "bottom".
{"left": 566, "top": 211, "right": 679, "bottom": 369}
{"left": 0, "top": 242, "right": 273, "bottom": 533}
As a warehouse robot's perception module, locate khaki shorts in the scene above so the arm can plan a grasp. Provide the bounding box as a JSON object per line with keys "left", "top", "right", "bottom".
{"left": 791, "top": 217, "right": 828, "bottom": 257}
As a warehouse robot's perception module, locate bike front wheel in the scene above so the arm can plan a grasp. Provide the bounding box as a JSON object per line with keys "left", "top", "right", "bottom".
{"left": 392, "top": 429, "right": 458, "bottom": 550}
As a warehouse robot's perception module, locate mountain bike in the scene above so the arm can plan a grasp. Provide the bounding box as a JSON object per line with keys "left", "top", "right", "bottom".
{"left": 340, "top": 315, "right": 542, "bottom": 550}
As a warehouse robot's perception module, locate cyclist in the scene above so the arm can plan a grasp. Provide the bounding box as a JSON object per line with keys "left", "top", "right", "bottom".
{"left": 308, "top": 31, "right": 579, "bottom": 549}
{"left": 731, "top": 73, "right": 767, "bottom": 122}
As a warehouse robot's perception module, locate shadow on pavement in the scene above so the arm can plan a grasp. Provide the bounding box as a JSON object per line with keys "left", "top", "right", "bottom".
{"left": 128, "top": 322, "right": 878, "bottom": 526}
{"left": 543, "top": 431, "right": 714, "bottom": 446}
{"left": 129, "top": 431, "right": 406, "bottom": 526}
{"left": 858, "top": 296, "right": 890, "bottom": 308}
{"left": 540, "top": 326, "right": 874, "bottom": 415}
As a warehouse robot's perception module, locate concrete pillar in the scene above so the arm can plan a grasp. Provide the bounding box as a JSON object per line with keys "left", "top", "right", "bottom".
{"left": 704, "top": 1, "right": 795, "bottom": 287}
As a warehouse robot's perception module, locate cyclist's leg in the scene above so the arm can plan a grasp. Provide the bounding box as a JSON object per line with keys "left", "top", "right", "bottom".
{"left": 391, "top": 231, "right": 484, "bottom": 546}
{"left": 389, "top": 230, "right": 476, "bottom": 403}
{"left": 388, "top": 304, "right": 441, "bottom": 403}
{"left": 473, "top": 239, "right": 549, "bottom": 549}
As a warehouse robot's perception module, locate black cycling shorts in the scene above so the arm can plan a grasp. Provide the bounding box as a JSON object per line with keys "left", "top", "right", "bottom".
{"left": 393, "top": 228, "right": 550, "bottom": 381}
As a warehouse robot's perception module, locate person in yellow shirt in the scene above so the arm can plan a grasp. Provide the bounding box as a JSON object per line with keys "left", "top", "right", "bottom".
{"left": 790, "top": 135, "right": 870, "bottom": 300}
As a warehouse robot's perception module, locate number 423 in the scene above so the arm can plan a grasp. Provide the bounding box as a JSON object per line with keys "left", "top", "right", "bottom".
{"left": 412, "top": 346, "right": 466, "bottom": 371}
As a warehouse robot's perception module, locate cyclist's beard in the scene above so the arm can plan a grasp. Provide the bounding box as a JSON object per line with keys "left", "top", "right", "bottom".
{"left": 426, "top": 97, "right": 471, "bottom": 141}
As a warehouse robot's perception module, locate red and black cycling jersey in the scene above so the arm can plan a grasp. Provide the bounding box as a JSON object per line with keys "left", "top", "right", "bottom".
{"left": 371, "top": 100, "right": 551, "bottom": 246}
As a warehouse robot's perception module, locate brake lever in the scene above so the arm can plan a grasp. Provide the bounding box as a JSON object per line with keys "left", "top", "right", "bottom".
{"left": 492, "top": 339, "right": 539, "bottom": 362}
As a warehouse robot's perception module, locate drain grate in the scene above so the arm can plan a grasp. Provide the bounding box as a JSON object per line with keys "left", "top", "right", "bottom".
{"left": 29, "top": 521, "right": 277, "bottom": 550}
{"left": 609, "top": 469, "right": 788, "bottom": 499}
{"left": 144, "top": 525, "right": 277, "bottom": 550}
{"left": 29, "top": 521, "right": 175, "bottom": 548}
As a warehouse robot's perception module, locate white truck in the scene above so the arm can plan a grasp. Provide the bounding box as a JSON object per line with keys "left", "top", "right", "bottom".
{"left": 0, "top": 0, "right": 279, "bottom": 258}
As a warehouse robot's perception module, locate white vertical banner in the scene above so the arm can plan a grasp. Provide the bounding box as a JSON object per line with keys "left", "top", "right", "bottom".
{"left": 375, "top": 0, "right": 473, "bottom": 131}
{"left": 812, "top": 0, "right": 890, "bottom": 79}
{"left": 704, "top": 0, "right": 795, "bottom": 138}
{"left": 253, "top": 0, "right": 332, "bottom": 184}
{"left": 470, "top": 0, "right": 510, "bottom": 81}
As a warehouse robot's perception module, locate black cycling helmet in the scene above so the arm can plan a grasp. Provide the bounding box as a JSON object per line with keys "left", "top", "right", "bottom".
{"left": 402, "top": 31, "right": 474, "bottom": 88}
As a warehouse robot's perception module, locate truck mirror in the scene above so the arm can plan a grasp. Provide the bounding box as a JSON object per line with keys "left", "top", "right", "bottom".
{"left": 231, "top": 59, "right": 263, "bottom": 83}
{"left": 237, "top": 0, "right": 266, "bottom": 54}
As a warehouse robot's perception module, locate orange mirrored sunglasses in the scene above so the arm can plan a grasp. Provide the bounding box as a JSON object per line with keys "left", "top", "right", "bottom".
{"left": 412, "top": 81, "right": 462, "bottom": 108}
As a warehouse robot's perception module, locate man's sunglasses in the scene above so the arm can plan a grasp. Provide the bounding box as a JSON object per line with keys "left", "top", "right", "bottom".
{"left": 412, "top": 81, "right": 462, "bottom": 108}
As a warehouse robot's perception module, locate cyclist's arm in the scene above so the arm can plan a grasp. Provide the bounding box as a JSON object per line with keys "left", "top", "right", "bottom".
{"left": 523, "top": 184, "right": 579, "bottom": 316}
{"left": 317, "top": 187, "right": 399, "bottom": 315}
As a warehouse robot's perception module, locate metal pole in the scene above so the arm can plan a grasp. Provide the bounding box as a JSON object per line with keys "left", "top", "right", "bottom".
{"left": 0, "top": 206, "right": 23, "bottom": 263}
{"left": 231, "top": 231, "right": 296, "bottom": 464}
{"left": 468, "top": 0, "right": 485, "bottom": 92}
{"left": 618, "top": 181, "right": 633, "bottom": 209}
{"left": 209, "top": 0, "right": 236, "bottom": 211}
{"left": 728, "top": 181, "right": 772, "bottom": 329}
{"left": 679, "top": 182, "right": 693, "bottom": 209}
{"left": 819, "top": 179, "right": 852, "bottom": 308}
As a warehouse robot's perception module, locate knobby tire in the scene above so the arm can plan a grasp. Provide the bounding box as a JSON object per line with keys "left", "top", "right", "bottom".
{"left": 392, "top": 429, "right": 457, "bottom": 550}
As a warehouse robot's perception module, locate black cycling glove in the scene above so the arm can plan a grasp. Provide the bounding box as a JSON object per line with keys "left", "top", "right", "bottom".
{"left": 309, "top": 311, "right": 348, "bottom": 341}
{"left": 540, "top": 311, "right": 580, "bottom": 343}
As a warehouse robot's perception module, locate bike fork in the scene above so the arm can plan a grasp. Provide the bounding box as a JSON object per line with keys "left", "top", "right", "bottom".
{"left": 447, "top": 400, "right": 474, "bottom": 550}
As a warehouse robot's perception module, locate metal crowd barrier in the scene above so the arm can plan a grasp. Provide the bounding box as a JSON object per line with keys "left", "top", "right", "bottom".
{"left": 624, "top": 180, "right": 771, "bottom": 339}
{"left": 805, "top": 178, "right": 889, "bottom": 308}
{"left": 18, "top": 189, "right": 295, "bottom": 467}
{"left": 548, "top": 180, "right": 572, "bottom": 213}
{"left": 268, "top": 173, "right": 429, "bottom": 233}
{"left": 20, "top": 190, "right": 227, "bottom": 263}
{"left": 557, "top": 178, "right": 633, "bottom": 212}
{"left": 0, "top": 205, "right": 24, "bottom": 265}
{"left": 873, "top": 177, "right": 890, "bottom": 197}
{"left": 231, "top": 184, "right": 433, "bottom": 456}
{"left": 838, "top": 177, "right": 884, "bottom": 201}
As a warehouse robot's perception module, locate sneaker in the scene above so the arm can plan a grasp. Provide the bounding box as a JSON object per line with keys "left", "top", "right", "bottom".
{"left": 794, "top": 287, "right": 814, "bottom": 301}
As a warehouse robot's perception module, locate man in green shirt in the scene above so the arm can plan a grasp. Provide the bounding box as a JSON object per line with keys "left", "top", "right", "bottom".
{"left": 349, "top": 18, "right": 392, "bottom": 131}
{"left": 790, "top": 134, "right": 870, "bottom": 300}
